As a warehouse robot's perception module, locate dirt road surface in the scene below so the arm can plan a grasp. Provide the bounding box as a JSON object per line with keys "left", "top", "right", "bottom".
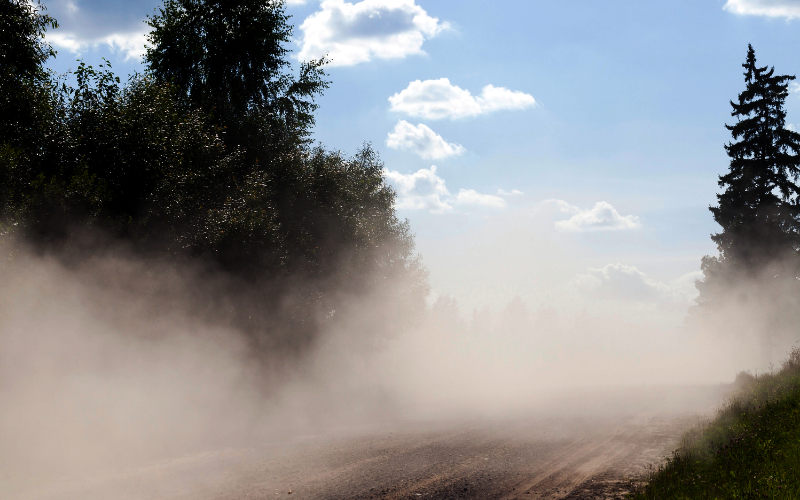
{"left": 8, "top": 385, "right": 727, "bottom": 500}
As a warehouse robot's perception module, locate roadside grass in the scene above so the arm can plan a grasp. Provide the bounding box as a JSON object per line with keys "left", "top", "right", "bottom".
{"left": 630, "top": 348, "right": 800, "bottom": 499}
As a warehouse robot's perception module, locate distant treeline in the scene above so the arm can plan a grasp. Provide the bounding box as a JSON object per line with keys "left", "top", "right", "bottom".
{"left": 0, "top": 0, "right": 428, "bottom": 354}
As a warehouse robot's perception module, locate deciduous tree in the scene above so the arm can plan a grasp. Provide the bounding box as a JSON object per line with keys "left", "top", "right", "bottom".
{"left": 145, "top": 0, "right": 328, "bottom": 150}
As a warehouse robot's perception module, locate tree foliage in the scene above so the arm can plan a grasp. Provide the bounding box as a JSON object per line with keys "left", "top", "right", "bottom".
{"left": 145, "top": 0, "right": 328, "bottom": 150}
{"left": 0, "top": 0, "right": 57, "bottom": 142}
{"left": 0, "top": 0, "right": 62, "bottom": 238}
{"left": 712, "top": 45, "right": 800, "bottom": 270}
{"left": 696, "top": 45, "right": 800, "bottom": 347}
{"left": 0, "top": 0, "right": 428, "bottom": 353}
{"left": 0, "top": 0, "right": 57, "bottom": 144}
{"left": 0, "top": 0, "right": 55, "bottom": 76}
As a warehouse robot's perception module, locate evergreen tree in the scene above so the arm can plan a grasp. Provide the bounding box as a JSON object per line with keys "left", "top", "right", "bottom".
{"left": 145, "top": 0, "right": 328, "bottom": 150}
{"left": 696, "top": 45, "right": 800, "bottom": 366}
{"left": 713, "top": 45, "right": 800, "bottom": 270}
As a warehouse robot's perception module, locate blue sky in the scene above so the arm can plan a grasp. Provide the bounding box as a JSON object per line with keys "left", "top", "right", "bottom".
{"left": 40, "top": 0, "right": 800, "bottom": 324}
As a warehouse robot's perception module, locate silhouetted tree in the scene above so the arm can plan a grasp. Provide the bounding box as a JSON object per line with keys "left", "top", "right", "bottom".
{"left": 500, "top": 296, "right": 530, "bottom": 337}
{"left": 0, "top": 0, "right": 64, "bottom": 240}
{"left": 0, "top": 0, "right": 428, "bottom": 356}
{"left": 0, "top": 0, "right": 57, "bottom": 146}
{"left": 145, "top": 0, "right": 328, "bottom": 151}
{"left": 696, "top": 45, "right": 800, "bottom": 366}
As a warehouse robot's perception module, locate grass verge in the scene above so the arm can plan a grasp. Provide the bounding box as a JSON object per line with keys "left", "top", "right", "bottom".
{"left": 630, "top": 348, "right": 800, "bottom": 499}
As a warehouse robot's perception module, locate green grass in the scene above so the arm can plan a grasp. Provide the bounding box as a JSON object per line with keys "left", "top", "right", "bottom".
{"left": 630, "top": 348, "right": 800, "bottom": 499}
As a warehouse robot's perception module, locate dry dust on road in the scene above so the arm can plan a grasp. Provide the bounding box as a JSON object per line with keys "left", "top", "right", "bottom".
{"left": 9, "top": 385, "right": 726, "bottom": 500}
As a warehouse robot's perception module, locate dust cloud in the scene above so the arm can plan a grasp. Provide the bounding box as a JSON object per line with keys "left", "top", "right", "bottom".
{"left": 0, "top": 233, "right": 783, "bottom": 498}
{"left": 0, "top": 246, "right": 264, "bottom": 481}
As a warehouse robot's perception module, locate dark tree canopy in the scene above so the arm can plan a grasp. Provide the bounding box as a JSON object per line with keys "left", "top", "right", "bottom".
{"left": 695, "top": 46, "right": 800, "bottom": 350}
{"left": 0, "top": 0, "right": 428, "bottom": 355}
{"left": 145, "top": 0, "right": 328, "bottom": 147}
{"left": 711, "top": 45, "right": 800, "bottom": 272}
{"left": 0, "top": 0, "right": 56, "bottom": 78}
{"left": 0, "top": 0, "right": 58, "bottom": 148}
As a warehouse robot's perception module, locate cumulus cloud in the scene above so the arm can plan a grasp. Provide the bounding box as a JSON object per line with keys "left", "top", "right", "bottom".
{"left": 575, "top": 264, "right": 701, "bottom": 303}
{"left": 297, "top": 0, "right": 448, "bottom": 66}
{"left": 575, "top": 264, "right": 669, "bottom": 301}
{"left": 48, "top": 31, "right": 148, "bottom": 60}
{"left": 546, "top": 200, "right": 641, "bottom": 232}
{"left": 384, "top": 166, "right": 453, "bottom": 213}
{"left": 671, "top": 270, "right": 705, "bottom": 301}
{"left": 388, "top": 78, "right": 536, "bottom": 120}
{"left": 383, "top": 166, "right": 507, "bottom": 213}
{"left": 723, "top": 0, "right": 800, "bottom": 19}
{"left": 454, "top": 189, "right": 507, "bottom": 208}
{"left": 497, "top": 189, "right": 524, "bottom": 197}
{"left": 385, "top": 120, "right": 465, "bottom": 159}
{"left": 42, "top": 0, "right": 152, "bottom": 60}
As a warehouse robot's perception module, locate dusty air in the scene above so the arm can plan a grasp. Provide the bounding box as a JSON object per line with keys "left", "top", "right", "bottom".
{"left": 3, "top": 0, "right": 800, "bottom": 498}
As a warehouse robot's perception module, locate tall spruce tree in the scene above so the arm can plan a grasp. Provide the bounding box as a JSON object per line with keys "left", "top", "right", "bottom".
{"left": 696, "top": 45, "right": 800, "bottom": 367}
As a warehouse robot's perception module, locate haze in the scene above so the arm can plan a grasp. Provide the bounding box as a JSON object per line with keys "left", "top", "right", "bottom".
{"left": 5, "top": 0, "right": 800, "bottom": 498}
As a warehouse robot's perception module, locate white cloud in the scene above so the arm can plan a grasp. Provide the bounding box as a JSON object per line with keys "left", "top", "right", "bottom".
{"left": 546, "top": 200, "right": 641, "bottom": 232}
{"left": 104, "top": 31, "right": 148, "bottom": 60}
{"left": 498, "top": 189, "right": 524, "bottom": 196}
{"left": 384, "top": 166, "right": 453, "bottom": 213}
{"left": 575, "top": 265, "right": 701, "bottom": 303}
{"left": 297, "top": 0, "right": 448, "bottom": 66}
{"left": 48, "top": 31, "right": 148, "bottom": 60}
{"left": 385, "top": 120, "right": 465, "bottom": 159}
{"left": 388, "top": 78, "right": 536, "bottom": 120}
{"left": 576, "top": 264, "right": 668, "bottom": 301}
{"left": 286, "top": 0, "right": 309, "bottom": 4}
{"left": 454, "top": 189, "right": 507, "bottom": 208}
{"left": 723, "top": 0, "right": 800, "bottom": 19}
{"left": 671, "top": 270, "right": 704, "bottom": 302}
{"left": 41, "top": 0, "right": 153, "bottom": 60}
{"left": 46, "top": 32, "right": 86, "bottom": 54}
{"left": 383, "top": 166, "right": 508, "bottom": 213}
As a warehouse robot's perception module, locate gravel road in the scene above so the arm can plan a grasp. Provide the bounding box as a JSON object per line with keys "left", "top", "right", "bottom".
{"left": 10, "top": 385, "right": 727, "bottom": 500}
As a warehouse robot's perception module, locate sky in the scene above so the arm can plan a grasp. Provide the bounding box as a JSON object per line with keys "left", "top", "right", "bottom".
{"left": 38, "top": 0, "right": 800, "bottom": 325}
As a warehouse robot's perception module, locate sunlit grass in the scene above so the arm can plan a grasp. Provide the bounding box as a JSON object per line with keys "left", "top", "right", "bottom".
{"left": 631, "top": 348, "right": 800, "bottom": 499}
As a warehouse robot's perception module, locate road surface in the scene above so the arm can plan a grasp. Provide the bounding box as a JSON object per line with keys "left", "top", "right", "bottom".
{"left": 10, "top": 385, "right": 726, "bottom": 500}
